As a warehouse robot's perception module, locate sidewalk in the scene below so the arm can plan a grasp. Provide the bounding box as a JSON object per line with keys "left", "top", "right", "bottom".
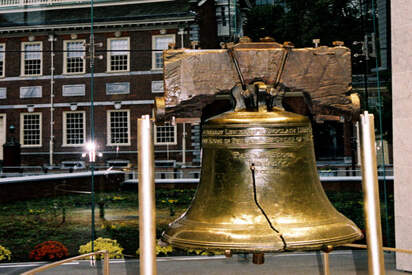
{"left": 0, "top": 250, "right": 407, "bottom": 275}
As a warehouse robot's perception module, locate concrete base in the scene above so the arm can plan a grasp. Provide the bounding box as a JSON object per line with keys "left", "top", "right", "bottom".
{"left": 0, "top": 250, "right": 404, "bottom": 275}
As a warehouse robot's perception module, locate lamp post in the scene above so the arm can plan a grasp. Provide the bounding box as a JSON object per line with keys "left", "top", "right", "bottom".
{"left": 89, "top": 0, "right": 96, "bottom": 254}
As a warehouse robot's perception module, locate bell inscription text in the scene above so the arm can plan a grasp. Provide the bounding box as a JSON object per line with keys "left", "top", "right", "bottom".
{"left": 202, "top": 126, "right": 312, "bottom": 148}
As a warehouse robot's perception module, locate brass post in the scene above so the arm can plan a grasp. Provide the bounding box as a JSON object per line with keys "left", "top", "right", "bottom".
{"left": 138, "top": 115, "right": 157, "bottom": 275}
{"left": 360, "top": 111, "right": 385, "bottom": 275}
{"left": 103, "top": 250, "right": 110, "bottom": 275}
{"left": 323, "top": 252, "right": 330, "bottom": 275}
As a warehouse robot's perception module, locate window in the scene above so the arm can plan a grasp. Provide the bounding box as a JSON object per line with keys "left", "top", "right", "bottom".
{"left": 0, "top": 43, "right": 4, "bottom": 77}
{"left": 106, "top": 82, "right": 130, "bottom": 95}
{"left": 154, "top": 122, "right": 176, "bottom": 145}
{"left": 106, "top": 160, "right": 130, "bottom": 168}
{"left": 20, "top": 86, "right": 42, "bottom": 98}
{"left": 152, "top": 35, "right": 175, "bottom": 69}
{"left": 60, "top": 161, "right": 85, "bottom": 170}
{"left": 20, "top": 113, "right": 42, "bottom": 147}
{"left": 107, "top": 110, "right": 130, "bottom": 145}
{"left": 22, "top": 42, "right": 42, "bottom": 76}
{"left": 63, "top": 111, "right": 86, "bottom": 146}
{"left": 0, "top": 88, "right": 6, "bottom": 99}
{"left": 64, "top": 40, "right": 85, "bottom": 74}
{"left": 151, "top": 80, "right": 164, "bottom": 93}
{"left": 107, "top": 37, "right": 129, "bottom": 72}
{"left": 62, "top": 84, "right": 85, "bottom": 97}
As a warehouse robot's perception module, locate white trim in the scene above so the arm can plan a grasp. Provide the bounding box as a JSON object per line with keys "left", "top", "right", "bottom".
{"left": 62, "top": 110, "right": 86, "bottom": 147}
{"left": 21, "top": 41, "right": 43, "bottom": 77}
{"left": 0, "top": 43, "right": 5, "bottom": 78}
{"left": 0, "top": 18, "right": 195, "bottom": 33}
{"left": 0, "top": 0, "right": 175, "bottom": 14}
{"left": 107, "top": 109, "right": 131, "bottom": 146}
{"left": 0, "top": 70, "right": 162, "bottom": 82}
{"left": 152, "top": 34, "right": 175, "bottom": 70}
{"left": 0, "top": 100, "right": 154, "bottom": 110}
{"left": 20, "top": 112, "right": 42, "bottom": 148}
{"left": 154, "top": 122, "right": 177, "bottom": 145}
{"left": 107, "top": 37, "right": 130, "bottom": 73}
{"left": 63, "top": 39, "right": 86, "bottom": 75}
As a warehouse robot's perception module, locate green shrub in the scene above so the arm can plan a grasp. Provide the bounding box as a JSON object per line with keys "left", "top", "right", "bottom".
{"left": 0, "top": 245, "right": 11, "bottom": 262}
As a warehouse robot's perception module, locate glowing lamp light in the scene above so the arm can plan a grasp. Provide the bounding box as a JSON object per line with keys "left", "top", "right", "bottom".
{"left": 85, "top": 141, "right": 97, "bottom": 162}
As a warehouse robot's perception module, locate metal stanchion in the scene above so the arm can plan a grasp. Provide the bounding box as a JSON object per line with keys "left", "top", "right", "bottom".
{"left": 104, "top": 250, "right": 110, "bottom": 275}
{"left": 138, "top": 115, "right": 157, "bottom": 275}
{"left": 360, "top": 111, "right": 385, "bottom": 275}
{"left": 323, "top": 252, "right": 330, "bottom": 275}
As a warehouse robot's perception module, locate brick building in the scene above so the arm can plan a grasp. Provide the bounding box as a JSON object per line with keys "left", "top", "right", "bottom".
{"left": 0, "top": 0, "right": 204, "bottom": 170}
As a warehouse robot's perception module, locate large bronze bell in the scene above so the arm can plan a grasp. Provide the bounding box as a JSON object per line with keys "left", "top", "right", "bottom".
{"left": 162, "top": 86, "right": 362, "bottom": 253}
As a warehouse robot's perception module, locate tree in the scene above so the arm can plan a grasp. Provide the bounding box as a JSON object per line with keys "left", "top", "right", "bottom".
{"left": 244, "top": 0, "right": 362, "bottom": 48}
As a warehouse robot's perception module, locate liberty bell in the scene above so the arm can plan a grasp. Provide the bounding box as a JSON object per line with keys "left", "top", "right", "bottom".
{"left": 162, "top": 82, "right": 362, "bottom": 253}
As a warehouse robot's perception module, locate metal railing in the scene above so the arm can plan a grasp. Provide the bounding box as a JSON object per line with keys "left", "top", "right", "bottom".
{"left": 320, "top": 244, "right": 412, "bottom": 275}
{"left": 21, "top": 250, "right": 110, "bottom": 275}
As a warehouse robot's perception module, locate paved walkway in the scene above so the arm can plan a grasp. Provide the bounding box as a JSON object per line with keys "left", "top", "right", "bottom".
{"left": 0, "top": 250, "right": 409, "bottom": 275}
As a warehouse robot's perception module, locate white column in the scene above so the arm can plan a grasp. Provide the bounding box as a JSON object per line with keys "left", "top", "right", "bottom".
{"left": 392, "top": 0, "right": 412, "bottom": 271}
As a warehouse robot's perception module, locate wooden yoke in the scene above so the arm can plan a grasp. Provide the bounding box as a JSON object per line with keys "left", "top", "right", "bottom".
{"left": 155, "top": 37, "right": 360, "bottom": 123}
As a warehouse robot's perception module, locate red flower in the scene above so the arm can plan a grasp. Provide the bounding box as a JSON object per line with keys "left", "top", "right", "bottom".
{"left": 29, "top": 241, "right": 69, "bottom": 261}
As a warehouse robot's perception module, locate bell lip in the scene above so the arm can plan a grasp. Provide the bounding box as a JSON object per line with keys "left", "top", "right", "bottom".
{"left": 161, "top": 231, "right": 363, "bottom": 253}
{"left": 205, "top": 108, "right": 310, "bottom": 125}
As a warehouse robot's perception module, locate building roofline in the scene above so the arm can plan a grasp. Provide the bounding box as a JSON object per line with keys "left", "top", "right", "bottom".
{"left": 0, "top": 17, "right": 195, "bottom": 34}
{"left": 0, "top": 0, "right": 174, "bottom": 14}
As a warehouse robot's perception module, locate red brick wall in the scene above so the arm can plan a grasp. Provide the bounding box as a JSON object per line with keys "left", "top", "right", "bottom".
{"left": 0, "top": 27, "right": 196, "bottom": 167}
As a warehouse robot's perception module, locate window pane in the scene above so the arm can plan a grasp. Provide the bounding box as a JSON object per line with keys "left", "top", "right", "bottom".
{"left": 23, "top": 43, "right": 41, "bottom": 75}
{"left": 0, "top": 44, "right": 4, "bottom": 60}
{"left": 155, "top": 36, "right": 174, "bottom": 50}
{"left": 22, "top": 113, "right": 41, "bottom": 145}
{"left": 109, "top": 111, "right": 129, "bottom": 144}
{"left": 65, "top": 112, "right": 84, "bottom": 145}
{"left": 155, "top": 122, "right": 175, "bottom": 144}
{"left": 110, "top": 39, "right": 128, "bottom": 55}
{"left": 24, "top": 43, "right": 41, "bottom": 60}
{"left": 109, "top": 38, "right": 128, "bottom": 71}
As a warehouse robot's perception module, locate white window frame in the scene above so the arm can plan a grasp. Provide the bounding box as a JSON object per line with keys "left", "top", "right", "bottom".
{"left": 20, "top": 112, "right": 42, "bottom": 148}
{"left": 63, "top": 39, "right": 86, "bottom": 74}
{"left": 107, "top": 109, "right": 131, "bottom": 146}
{"left": 0, "top": 43, "right": 5, "bottom": 78}
{"left": 63, "top": 111, "right": 86, "bottom": 147}
{"left": 21, "top": 41, "right": 42, "bottom": 76}
{"left": 154, "top": 122, "right": 177, "bottom": 145}
{"left": 107, "top": 37, "right": 130, "bottom": 72}
{"left": 152, "top": 34, "right": 175, "bottom": 70}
